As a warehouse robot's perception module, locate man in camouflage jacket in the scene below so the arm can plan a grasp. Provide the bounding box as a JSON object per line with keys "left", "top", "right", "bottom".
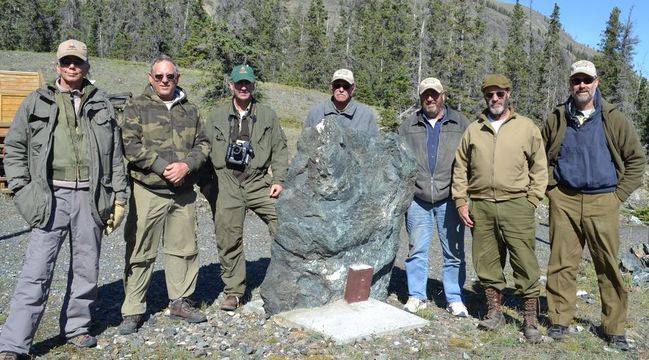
{"left": 118, "top": 55, "right": 210, "bottom": 335}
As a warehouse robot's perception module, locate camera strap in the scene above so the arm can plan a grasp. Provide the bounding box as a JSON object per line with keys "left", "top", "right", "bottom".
{"left": 228, "top": 103, "right": 256, "bottom": 144}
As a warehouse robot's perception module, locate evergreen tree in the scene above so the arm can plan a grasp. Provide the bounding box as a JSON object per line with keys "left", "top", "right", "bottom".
{"left": 594, "top": 7, "right": 623, "bottom": 100}
{"left": 532, "top": 3, "right": 564, "bottom": 125}
{"left": 301, "top": 0, "right": 328, "bottom": 89}
{"left": 504, "top": 0, "right": 530, "bottom": 114}
{"left": 635, "top": 77, "right": 649, "bottom": 148}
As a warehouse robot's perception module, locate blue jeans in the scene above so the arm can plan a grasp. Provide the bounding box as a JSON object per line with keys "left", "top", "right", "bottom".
{"left": 405, "top": 197, "right": 466, "bottom": 303}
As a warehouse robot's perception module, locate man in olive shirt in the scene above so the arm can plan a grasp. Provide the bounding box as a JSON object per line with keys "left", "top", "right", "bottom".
{"left": 452, "top": 74, "right": 547, "bottom": 343}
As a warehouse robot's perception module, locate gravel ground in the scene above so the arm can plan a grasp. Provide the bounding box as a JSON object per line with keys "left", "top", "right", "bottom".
{"left": 0, "top": 193, "right": 647, "bottom": 359}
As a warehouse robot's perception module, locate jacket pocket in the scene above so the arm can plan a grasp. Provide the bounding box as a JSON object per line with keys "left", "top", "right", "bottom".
{"left": 96, "top": 175, "right": 115, "bottom": 223}
{"left": 14, "top": 182, "right": 46, "bottom": 227}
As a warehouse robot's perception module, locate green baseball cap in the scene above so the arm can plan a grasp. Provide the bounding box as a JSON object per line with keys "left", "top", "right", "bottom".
{"left": 481, "top": 74, "right": 511, "bottom": 92}
{"left": 230, "top": 65, "right": 256, "bottom": 83}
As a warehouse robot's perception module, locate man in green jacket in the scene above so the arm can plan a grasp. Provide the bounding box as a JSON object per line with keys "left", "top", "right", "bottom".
{"left": 543, "top": 60, "right": 645, "bottom": 351}
{"left": 118, "top": 55, "right": 210, "bottom": 335}
{"left": 202, "top": 65, "right": 288, "bottom": 311}
{"left": 0, "top": 39, "right": 129, "bottom": 357}
{"left": 452, "top": 74, "right": 547, "bottom": 343}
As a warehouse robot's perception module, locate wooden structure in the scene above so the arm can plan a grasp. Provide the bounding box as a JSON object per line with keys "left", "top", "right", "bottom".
{"left": 0, "top": 71, "right": 44, "bottom": 193}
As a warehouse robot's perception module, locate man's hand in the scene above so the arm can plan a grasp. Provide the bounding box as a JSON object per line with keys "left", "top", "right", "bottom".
{"left": 163, "top": 162, "right": 190, "bottom": 186}
{"left": 105, "top": 200, "right": 126, "bottom": 235}
{"left": 457, "top": 204, "right": 474, "bottom": 228}
{"left": 269, "top": 184, "right": 284, "bottom": 198}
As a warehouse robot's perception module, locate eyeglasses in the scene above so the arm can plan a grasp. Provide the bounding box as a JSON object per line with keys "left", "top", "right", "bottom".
{"left": 151, "top": 73, "right": 177, "bottom": 82}
{"left": 484, "top": 91, "right": 506, "bottom": 99}
{"left": 332, "top": 82, "right": 352, "bottom": 90}
{"left": 570, "top": 76, "right": 596, "bottom": 86}
{"left": 59, "top": 57, "right": 85, "bottom": 67}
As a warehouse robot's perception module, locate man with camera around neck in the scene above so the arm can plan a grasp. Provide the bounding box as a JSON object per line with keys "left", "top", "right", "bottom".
{"left": 203, "top": 65, "right": 288, "bottom": 311}
{"left": 118, "top": 55, "right": 210, "bottom": 335}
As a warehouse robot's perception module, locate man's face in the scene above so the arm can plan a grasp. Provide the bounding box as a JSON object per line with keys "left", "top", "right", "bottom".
{"left": 56, "top": 56, "right": 89, "bottom": 88}
{"left": 330, "top": 80, "right": 354, "bottom": 104}
{"left": 569, "top": 74, "right": 598, "bottom": 108}
{"left": 229, "top": 80, "right": 255, "bottom": 103}
{"left": 483, "top": 86, "right": 510, "bottom": 117}
{"left": 420, "top": 89, "right": 445, "bottom": 118}
{"left": 148, "top": 60, "right": 179, "bottom": 101}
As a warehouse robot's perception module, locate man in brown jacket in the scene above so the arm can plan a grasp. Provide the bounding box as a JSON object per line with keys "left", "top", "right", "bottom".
{"left": 543, "top": 60, "right": 645, "bottom": 351}
{"left": 452, "top": 74, "right": 547, "bottom": 343}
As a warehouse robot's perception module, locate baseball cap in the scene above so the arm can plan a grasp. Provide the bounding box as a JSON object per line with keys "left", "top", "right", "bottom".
{"left": 57, "top": 39, "right": 88, "bottom": 62}
{"left": 570, "top": 60, "right": 597, "bottom": 78}
{"left": 481, "top": 74, "right": 511, "bottom": 92}
{"left": 230, "top": 65, "right": 256, "bottom": 83}
{"left": 418, "top": 77, "right": 444, "bottom": 95}
{"left": 331, "top": 69, "right": 354, "bottom": 85}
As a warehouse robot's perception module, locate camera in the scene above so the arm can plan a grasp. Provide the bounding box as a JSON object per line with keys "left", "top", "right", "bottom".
{"left": 226, "top": 140, "right": 254, "bottom": 166}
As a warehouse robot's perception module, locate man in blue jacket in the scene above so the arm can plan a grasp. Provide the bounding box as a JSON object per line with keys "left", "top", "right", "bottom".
{"left": 398, "top": 78, "right": 470, "bottom": 316}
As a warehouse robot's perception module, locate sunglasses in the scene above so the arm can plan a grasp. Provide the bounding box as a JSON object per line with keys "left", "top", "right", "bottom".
{"left": 570, "top": 76, "right": 596, "bottom": 86}
{"left": 332, "top": 82, "right": 352, "bottom": 90}
{"left": 484, "top": 91, "right": 506, "bottom": 99}
{"left": 152, "top": 73, "right": 177, "bottom": 82}
{"left": 59, "top": 57, "right": 85, "bottom": 67}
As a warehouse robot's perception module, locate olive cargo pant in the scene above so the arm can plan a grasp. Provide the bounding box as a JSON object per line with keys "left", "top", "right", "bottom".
{"left": 121, "top": 182, "right": 199, "bottom": 316}
{"left": 470, "top": 197, "right": 541, "bottom": 298}
{"left": 214, "top": 170, "right": 277, "bottom": 298}
{"left": 546, "top": 186, "right": 627, "bottom": 335}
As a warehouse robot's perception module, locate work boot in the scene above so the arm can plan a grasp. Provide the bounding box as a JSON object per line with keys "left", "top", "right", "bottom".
{"left": 478, "top": 287, "right": 506, "bottom": 330}
{"left": 522, "top": 297, "right": 541, "bottom": 343}
{"left": 119, "top": 314, "right": 143, "bottom": 335}
{"left": 548, "top": 324, "right": 568, "bottom": 340}
{"left": 67, "top": 334, "right": 97, "bottom": 348}
{"left": 0, "top": 352, "right": 19, "bottom": 360}
{"left": 220, "top": 295, "right": 240, "bottom": 311}
{"left": 169, "top": 298, "right": 207, "bottom": 323}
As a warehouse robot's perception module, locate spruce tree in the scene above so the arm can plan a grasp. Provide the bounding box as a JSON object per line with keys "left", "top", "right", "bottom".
{"left": 533, "top": 3, "right": 564, "bottom": 125}
{"left": 504, "top": 0, "right": 530, "bottom": 114}
{"left": 594, "top": 7, "right": 623, "bottom": 100}
{"left": 301, "top": 0, "right": 328, "bottom": 89}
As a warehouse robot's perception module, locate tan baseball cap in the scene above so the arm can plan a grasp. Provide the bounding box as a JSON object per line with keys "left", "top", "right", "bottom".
{"left": 419, "top": 77, "right": 444, "bottom": 95}
{"left": 57, "top": 39, "right": 88, "bottom": 62}
{"left": 331, "top": 68, "right": 354, "bottom": 85}
{"left": 570, "top": 60, "right": 597, "bottom": 78}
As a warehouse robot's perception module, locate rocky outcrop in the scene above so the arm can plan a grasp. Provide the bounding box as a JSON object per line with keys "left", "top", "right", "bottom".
{"left": 260, "top": 118, "right": 417, "bottom": 315}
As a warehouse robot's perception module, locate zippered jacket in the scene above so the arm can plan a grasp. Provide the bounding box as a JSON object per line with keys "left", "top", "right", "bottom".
{"left": 399, "top": 106, "right": 469, "bottom": 204}
{"left": 4, "top": 79, "right": 129, "bottom": 228}
{"left": 121, "top": 85, "right": 210, "bottom": 193}
{"left": 452, "top": 108, "right": 548, "bottom": 207}
{"left": 542, "top": 93, "right": 645, "bottom": 202}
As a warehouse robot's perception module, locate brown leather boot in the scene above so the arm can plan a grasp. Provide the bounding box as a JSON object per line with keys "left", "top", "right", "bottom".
{"left": 478, "top": 287, "right": 506, "bottom": 330}
{"left": 522, "top": 297, "right": 541, "bottom": 343}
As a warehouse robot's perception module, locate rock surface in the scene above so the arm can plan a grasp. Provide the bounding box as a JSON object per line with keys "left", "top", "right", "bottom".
{"left": 260, "top": 118, "right": 417, "bottom": 315}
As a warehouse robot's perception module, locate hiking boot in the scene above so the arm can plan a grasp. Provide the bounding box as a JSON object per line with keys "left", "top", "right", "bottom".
{"left": 606, "top": 334, "right": 631, "bottom": 351}
{"left": 220, "top": 295, "right": 240, "bottom": 311}
{"left": 548, "top": 324, "right": 568, "bottom": 340}
{"left": 522, "top": 297, "right": 541, "bottom": 343}
{"left": 478, "top": 287, "right": 505, "bottom": 330}
{"left": 403, "top": 297, "right": 427, "bottom": 313}
{"left": 447, "top": 302, "right": 469, "bottom": 317}
{"left": 0, "top": 352, "right": 19, "bottom": 360}
{"left": 119, "top": 314, "right": 143, "bottom": 335}
{"left": 67, "top": 334, "right": 97, "bottom": 348}
{"left": 169, "top": 298, "right": 207, "bottom": 323}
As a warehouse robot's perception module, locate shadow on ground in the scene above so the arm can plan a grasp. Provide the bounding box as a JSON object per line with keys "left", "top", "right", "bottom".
{"left": 30, "top": 257, "right": 270, "bottom": 356}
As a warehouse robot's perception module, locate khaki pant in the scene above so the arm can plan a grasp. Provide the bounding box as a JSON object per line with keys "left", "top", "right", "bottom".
{"left": 546, "top": 186, "right": 627, "bottom": 335}
{"left": 214, "top": 170, "right": 277, "bottom": 297}
{"left": 470, "top": 197, "right": 540, "bottom": 298}
{"left": 121, "top": 182, "right": 199, "bottom": 316}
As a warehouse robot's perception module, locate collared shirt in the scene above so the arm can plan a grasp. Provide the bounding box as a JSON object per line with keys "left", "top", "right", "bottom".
{"left": 304, "top": 98, "right": 379, "bottom": 135}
